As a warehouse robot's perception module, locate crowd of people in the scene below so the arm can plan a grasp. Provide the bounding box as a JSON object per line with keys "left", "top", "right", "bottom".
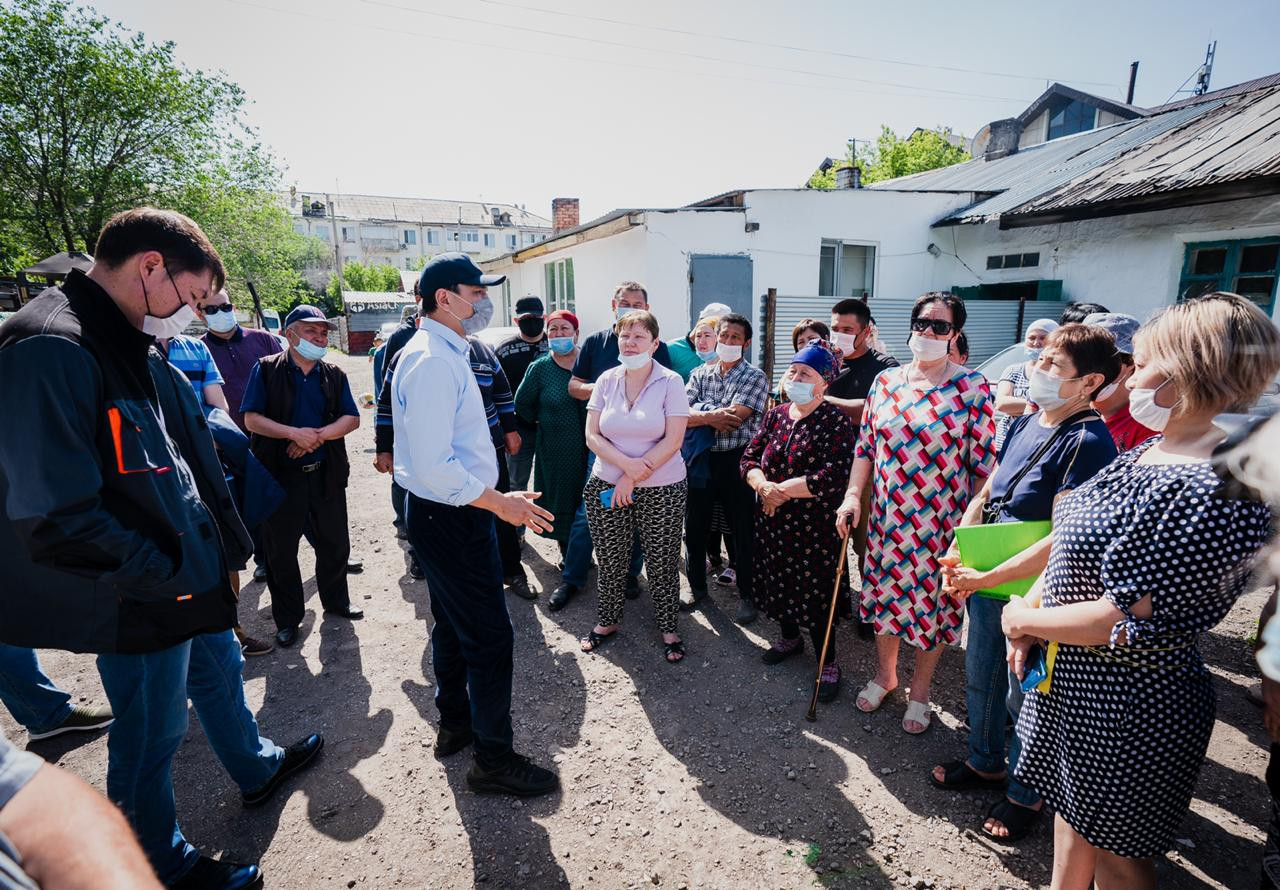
{"left": 1, "top": 206, "right": 1280, "bottom": 890}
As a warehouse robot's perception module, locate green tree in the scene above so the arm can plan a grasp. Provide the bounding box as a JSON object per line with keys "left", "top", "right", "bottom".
{"left": 0, "top": 0, "right": 282, "bottom": 266}
{"left": 806, "top": 126, "right": 969, "bottom": 188}
{"left": 326, "top": 261, "right": 404, "bottom": 302}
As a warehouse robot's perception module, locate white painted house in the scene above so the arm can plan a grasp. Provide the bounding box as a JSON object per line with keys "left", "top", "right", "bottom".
{"left": 483, "top": 72, "right": 1280, "bottom": 383}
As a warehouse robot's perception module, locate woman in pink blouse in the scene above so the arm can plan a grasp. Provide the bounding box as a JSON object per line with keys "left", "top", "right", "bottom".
{"left": 580, "top": 310, "right": 690, "bottom": 663}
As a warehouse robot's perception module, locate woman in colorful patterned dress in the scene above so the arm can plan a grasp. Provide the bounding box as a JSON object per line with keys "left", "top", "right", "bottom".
{"left": 1003, "top": 293, "right": 1280, "bottom": 888}
{"left": 836, "top": 292, "right": 995, "bottom": 734}
{"left": 513, "top": 310, "right": 589, "bottom": 559}
{"left": 742, "top": 341, "right": 857, "bottom": 701}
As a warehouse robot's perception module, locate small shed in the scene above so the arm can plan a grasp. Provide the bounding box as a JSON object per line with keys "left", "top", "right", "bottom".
{"left": 343, "top": 291, "right": 414, "bottom": 354}
{"left": 18, "top": 251, "right": 94, "bottom": 304}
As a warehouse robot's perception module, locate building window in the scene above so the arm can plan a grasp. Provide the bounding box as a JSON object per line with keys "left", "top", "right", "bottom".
{"left": 524, "top": 232, "right": 539, "bottom": 245}
{"left": 448, "top": 230, "right": 460, "bottom": 243}
{"left": 544, "top": 258, "right": 575, "bottom": 313}
{"left": 426, "top": 229, "right": 439, "bottom": 245}
{"left": 1046, "top": 96, "right": 1097, "bottom": 141}
{"left": 1179, "top": 238, "right": 1280, "bottom": 314}
{"left": 342, "top": 226, "right": 355, "bottom": 243}
{"left": 483, "top": 232, "right": 495, "bottom": 248}
{"left": 985, "top": 252, "right": 1040, "bottom": 270}
{"left": 506, "top": 233, "right": 518, "bottom": 250}
{"left": 293, "top": 221, "right": 307, "bottom": 235}
{"left": 461, "top": 230, "right": 479, "bottom": 243}
{"left": 818, "top": 240, "right": 875, "bottom": 298}
{"left": 404, "top": 229, "right": 416, "bottom": 245}
{"left": 314, "top": 225, "right": 330, "bottom": 242}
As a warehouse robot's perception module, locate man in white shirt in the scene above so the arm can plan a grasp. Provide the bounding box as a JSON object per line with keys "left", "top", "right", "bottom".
{"left": 392, "top": 253, "right": 559, "bottom": 798}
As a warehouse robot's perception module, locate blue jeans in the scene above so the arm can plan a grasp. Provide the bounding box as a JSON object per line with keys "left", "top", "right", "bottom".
{"left": 0, "top": 644, "right": 72, "bottom": 734}
{"left": 563, "top": 453, "right": 642, "bottom": 588}
{"left": 965, "top": 595, "right": 1039, "bottom": 808}
{"left": 96, "top": 631, "right": 284, "bottom": 884}
{"left": 406, "top": 494, "right": 514, "bottom": 766}
{"left": 506, "top": 422, "right": 536, "bottom": 491}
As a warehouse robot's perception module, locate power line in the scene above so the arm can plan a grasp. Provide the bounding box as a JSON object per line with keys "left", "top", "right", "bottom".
{"left": 225, "top": 0, "right": 1029, "bottom": 105}
{"left": 468, "top": 0, "right": 1123, "bottom": 90}
{"left": 359, "top": 0, "right": 1033, "bottom": 103}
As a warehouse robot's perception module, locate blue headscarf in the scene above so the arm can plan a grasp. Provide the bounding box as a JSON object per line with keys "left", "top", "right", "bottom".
{"left": 792, "top": 340, "right": 840, "bottom": 382}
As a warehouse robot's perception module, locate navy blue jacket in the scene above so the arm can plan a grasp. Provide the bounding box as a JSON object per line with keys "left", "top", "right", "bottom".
{"left": 0, "top": 273, "right": 242, "bottom": 654}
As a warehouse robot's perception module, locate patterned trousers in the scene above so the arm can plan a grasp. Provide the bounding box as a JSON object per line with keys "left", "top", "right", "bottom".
{"left": 584, "top": 475, "right": 688, "bottom": 634}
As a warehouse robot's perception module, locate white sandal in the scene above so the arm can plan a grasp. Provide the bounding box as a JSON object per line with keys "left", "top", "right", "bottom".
{"left": 902, "top": 700, "right": 933, "bottom": 734}
{"left": 856, "top": 680, "right": 891, "bottom": 713}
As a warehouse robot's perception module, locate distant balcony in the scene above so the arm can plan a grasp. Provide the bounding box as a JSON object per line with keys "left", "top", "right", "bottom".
{"left": 361, "top": 238, "right": 404, "bottom": 251}
{"left": 301, "top": 202, "right": 328, "bottom": 218}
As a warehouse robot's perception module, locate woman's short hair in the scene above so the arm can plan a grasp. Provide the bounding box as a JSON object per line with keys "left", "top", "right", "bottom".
{"left": 1044, "top": 323, "right": 1122, "bottom": 399}
{"left": 911, "top": 291, "right": 967, "bottom": 331}
{"left": 1135, "top": 292, "right": 1280, "bottom": 415}
{"left": 791, "top": 318, "right": 830, "bottom": 351}
{"left": 614, "top": 309, "right": 660, "bottom": 341}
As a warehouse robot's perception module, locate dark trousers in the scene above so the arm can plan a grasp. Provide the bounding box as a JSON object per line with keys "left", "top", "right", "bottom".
{"left": 780, "top": 620, "right": 837, "bottom": 665}
{"left": 494, "top": 445, "right": 523, "bottom": 580}
{"left": 406, "top": 494, "right": 514, "bottom": 766}
{"left": 685, "top": 447, "right": 755, "bottom": 602}
{"left": 262, "top": 467, "right": 351, "bottom": 630}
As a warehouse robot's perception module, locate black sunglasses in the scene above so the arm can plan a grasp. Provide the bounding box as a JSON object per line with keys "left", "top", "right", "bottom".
{"left": 910, "top": 318, "right": 955, "bottom": 336}
{"left": 205, "top": 304, "right": 235, "bottom": 314}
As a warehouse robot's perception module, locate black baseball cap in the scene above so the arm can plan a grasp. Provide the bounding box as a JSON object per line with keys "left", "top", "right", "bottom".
{"left": 418, "top": 252, "right": 505, "bottom": 299}
{"left": 514, "top": 296, "right": 544, "bottom": 318}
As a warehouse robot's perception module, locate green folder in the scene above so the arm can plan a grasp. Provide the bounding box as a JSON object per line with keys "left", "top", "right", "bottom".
{"left": 953, "top": 520, "right": 1052, "bottom": 601}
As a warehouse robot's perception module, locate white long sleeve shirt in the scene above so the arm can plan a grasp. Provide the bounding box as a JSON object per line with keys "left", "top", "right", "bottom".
{"left": 391, "top": 318, "right": 498, "bottom": 506}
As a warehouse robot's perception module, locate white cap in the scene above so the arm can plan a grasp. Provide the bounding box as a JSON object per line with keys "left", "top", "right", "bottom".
{"left": 698, "top": 302, "right": 732, "bottom": 319}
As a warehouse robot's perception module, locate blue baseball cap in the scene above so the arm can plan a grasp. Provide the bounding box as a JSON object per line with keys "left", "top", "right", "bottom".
{"left": 284, "top": 304, "right": 338, "bottom": 330}
{"left": 418, "top": 252, "right": 506, "bottom": 299}
{"left": 1084, "top": 312, "right": 1141, "bottom": 355}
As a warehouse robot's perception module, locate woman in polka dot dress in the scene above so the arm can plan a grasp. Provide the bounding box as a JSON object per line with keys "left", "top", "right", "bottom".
{"left": 1001, "top": 293, "right": 1280, "bottom": 889}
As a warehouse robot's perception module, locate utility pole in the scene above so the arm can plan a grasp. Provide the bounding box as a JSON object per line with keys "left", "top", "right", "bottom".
{"left": 1194, "top": 41, "right": 1216, "bottom": 95}
{"left": 330, "top": 181, "right": 343, "bottom": 300}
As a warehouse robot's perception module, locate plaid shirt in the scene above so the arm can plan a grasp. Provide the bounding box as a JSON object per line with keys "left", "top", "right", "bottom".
{"left": 686, "top": 360, "right": 769, "bottom": 451}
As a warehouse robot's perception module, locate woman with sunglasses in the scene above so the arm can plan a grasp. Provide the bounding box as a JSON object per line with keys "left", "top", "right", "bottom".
{"left": 836, "top": 292, "right": 995, "bottom": 734}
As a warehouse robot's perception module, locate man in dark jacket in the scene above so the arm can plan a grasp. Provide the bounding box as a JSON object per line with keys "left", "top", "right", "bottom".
{"left": 242, "top": 305, "right": 361, "bottom": 648}
{"left": 0, "top": 208, "right": 321, "bottom": 890}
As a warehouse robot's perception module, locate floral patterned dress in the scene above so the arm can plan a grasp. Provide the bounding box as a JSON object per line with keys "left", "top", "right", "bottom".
{"left": 741, "top": 402, "right": 858, "bottom": 629}
{"left": 857, "top": 365, "right": 995, "bottom": 650}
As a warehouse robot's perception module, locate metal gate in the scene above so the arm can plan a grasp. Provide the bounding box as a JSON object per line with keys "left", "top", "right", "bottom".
{"left": 765, "top": 294, "right": 1071, "bottom": 388}
{"left": 690, "top": 253, "right": 753, "bottom": 333}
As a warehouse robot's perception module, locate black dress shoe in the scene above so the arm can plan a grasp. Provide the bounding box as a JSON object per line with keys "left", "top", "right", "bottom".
{"left": 346, "top": 560, "right": 363, "bottom": 574}
{"left": 170, "top": 855, "right": 263, "bottom": 890}
{"left": 242, "top": 733, "right": 324, "bottom": 807}
{"left": 624, "top": 576, "right": 642, "bottom": 600}
{"left": 252, "top": 565, "right": 267, "bottom": 583}
{"left": 324, "top": 605, "right": 364, "bottom": 620}
{"left": 434, "top": 724, "right": 474, "bottom": 758}
{"left": 547, "top": 582, "right": 577, "bottom": 612}
{"left": 466, "top": 752, "right": 559, "bottom": 797}
{"left": 506, "top": 575, "right": 536, "bottom": 600}
{"left": 274, "top": 626, "right": 299, "bottom": 648}
{"left": 409, "top": 559, "right": 426, "bottom": 580}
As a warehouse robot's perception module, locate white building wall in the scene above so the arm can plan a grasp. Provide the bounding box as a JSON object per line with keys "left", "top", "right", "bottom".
{"left": 936, "top": 194, "right": 1280, "bottom": 321}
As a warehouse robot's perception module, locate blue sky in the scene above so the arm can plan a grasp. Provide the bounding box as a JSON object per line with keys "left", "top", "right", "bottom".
{"left": 93, "top": 0, "right": 1278, "bottom": 223}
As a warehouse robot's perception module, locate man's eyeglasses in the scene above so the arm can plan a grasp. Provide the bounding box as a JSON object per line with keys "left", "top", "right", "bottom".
{"left": 205, "top": 304, "right": 235, "bottom": 314}
{"left": 910, "top": 318, "right": 955, "bottom": 336}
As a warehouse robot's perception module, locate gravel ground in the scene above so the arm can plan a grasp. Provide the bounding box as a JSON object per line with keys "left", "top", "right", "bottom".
{"left": 4, "top": 351, "right": 1275, "bottom": 889}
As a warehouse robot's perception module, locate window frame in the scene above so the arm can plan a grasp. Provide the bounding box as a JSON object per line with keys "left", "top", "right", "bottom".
{"left": 543, "top": 258, "right": 575, "bottom": 313}
{"left": 1178, "top": 237, "right": 1280, "bottom": 315}
{"left": 817, "top": 239, "right": 876, "bottom": 298}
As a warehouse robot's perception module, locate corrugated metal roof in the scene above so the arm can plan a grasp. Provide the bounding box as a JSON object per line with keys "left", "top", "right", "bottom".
{"left": 1006, "top": 86, "right": 1280, "bottom": 221}
{"left": 1147, "top": 72, "right": 1280, "bottom": 114}
{"left": 285, "top": 192, "right": 552, "bottom": 228}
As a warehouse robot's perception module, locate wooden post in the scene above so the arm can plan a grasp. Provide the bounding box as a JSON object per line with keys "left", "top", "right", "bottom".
{"left": 761, "top": 287, "right": 778, "bottom": 380}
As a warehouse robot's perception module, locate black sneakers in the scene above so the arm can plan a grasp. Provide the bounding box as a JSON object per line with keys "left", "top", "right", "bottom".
{"left": 466, "top": 753, "right": 559, "bottom": 798}
{"left": 434, "top": 724, "right": 474, "bottom": 758}
{"left": 170, "top": 856, "right": 262, "bottom": 890}
{"left": 27, "top": 705, "right": 114, "bottom": 741}
{"left": 242, "top": 733, "right": 324, "bottom": 807}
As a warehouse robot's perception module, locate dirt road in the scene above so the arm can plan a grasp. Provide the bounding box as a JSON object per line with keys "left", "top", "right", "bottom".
{"left": 5, "top": 351, "right": 1273, "bottom": 889}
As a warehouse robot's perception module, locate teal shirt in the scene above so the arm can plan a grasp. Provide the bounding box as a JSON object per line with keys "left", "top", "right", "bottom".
{"left": 666, "top": 337, "right": 703, "bottom": 382}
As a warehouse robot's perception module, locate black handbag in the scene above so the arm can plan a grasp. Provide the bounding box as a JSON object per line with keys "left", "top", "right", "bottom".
{"left": 980, "top": 410, "right": 1099, "bottom": 525}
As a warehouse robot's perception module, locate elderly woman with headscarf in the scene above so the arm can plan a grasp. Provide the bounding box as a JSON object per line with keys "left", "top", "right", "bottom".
{"left": 994, "top": 318, "right": 1059, "bottom": 452}
{"left": 741, "top": 340, "right": 858, "bottom": 702}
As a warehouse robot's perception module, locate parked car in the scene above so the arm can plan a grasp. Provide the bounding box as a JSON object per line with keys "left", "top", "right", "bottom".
{"left": 474, "top": 325, "right": 517, "bottom": 350}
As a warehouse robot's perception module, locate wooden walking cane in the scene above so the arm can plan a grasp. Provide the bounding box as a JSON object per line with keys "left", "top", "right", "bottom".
{"left": 806, "top": 537, "right": 850, "bottom": 722}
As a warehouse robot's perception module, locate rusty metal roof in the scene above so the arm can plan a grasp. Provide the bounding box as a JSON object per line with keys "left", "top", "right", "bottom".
{"left": 1002, "top": 86, "right": 1280, "bottom": 227}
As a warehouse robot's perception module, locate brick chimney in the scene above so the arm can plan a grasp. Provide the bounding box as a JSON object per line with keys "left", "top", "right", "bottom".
{"left": 552, "top": 198, "right": 580, "bottom": 233}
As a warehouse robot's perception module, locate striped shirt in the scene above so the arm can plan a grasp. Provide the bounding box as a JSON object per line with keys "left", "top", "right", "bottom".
{"left": 163, "top": 335, "right": 223, "bottom": 406}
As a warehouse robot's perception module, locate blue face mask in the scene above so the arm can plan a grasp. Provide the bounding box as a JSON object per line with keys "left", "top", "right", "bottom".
{"left": 696, "top": 348, "right": 718, "bottom": 362}
{"left": 549, "top": 336, "right": 575, "bottom": 355}
{"left": 787, "top": 380, "right": 818, "bottom": 404}
{"left": 293, "top": 336, "right": 328, "bottom": 362}
{"left": 616, "top": 306, "right": 642, "bottom": 322}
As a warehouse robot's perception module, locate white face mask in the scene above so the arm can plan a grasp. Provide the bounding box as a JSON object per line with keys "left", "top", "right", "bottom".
{"left": 786, "top": 380, "right": 818, "bottom": 404}
{"left": 205, "top": 308, "right": 237, "bottom": 333}
{"left": 618, "top": 351, "right": 652, "bottom": 371}
{"left": 1129, "top": 379, "right": 1180, "bottom": 431}
{"left": 832, "top": 331, "right": 859, "bottom": 355}
{"left": 716, "top": 342, "right": 743, "bottom": 362}
{"left": 908, "top": 334, "right": 949, "bottom": 362}
{"left": 143, "top": 303, "right": 197, "bottom": 340}
{"left": 1027, "top": 367, "right": 1085, "bottom": 412}
{"left": 1095, "top": 381, "right": 1119, "bottom": 402}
